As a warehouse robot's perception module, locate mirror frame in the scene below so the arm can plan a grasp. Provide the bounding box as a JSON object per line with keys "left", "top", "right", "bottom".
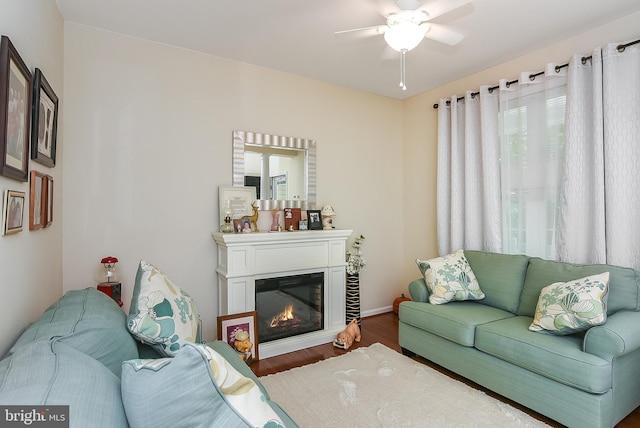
{"left": 233, "top": 130, "right": 316, "bottom": 210}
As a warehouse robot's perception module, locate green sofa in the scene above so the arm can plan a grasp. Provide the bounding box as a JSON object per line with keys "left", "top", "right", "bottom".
{"left": 0, "top": 287, "right": 298, "bottom": 428}
{"left": 399, "top": 250, "right": 640, "bottom": 428}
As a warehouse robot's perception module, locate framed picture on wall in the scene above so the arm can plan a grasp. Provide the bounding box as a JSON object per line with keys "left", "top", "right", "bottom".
{"left": 30, "top": 68, "right": 58, "bottom": 168}
{"left": 217, "top": 311, "right": 259, "bottom": 364}
{"left": 2, "top": 189, "right": 25, "bottom": 235}
{"left": 46, "top": 175, "right": 53, "bottom": 227}
{"left": 29, "top": 170, "right": 48, "bottom": 230}
{"left": 0, "top": 36, "right": 31, "bottom": 182}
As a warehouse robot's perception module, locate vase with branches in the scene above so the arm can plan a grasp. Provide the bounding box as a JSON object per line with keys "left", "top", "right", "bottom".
{"left": 346, "top": 234, "right": 366, "bottom": 275}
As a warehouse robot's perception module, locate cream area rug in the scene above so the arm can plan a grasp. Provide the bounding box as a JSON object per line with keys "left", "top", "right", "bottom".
{"left": 260, "top": 343, "right": 550, "bottom": 428}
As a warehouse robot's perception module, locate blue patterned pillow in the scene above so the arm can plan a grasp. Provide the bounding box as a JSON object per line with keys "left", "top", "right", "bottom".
{"left": 121, "top": 343, "right": 284, "bottom": 428}
{"left": 416, "top": 250, "right": 485, "bottom": 305}
{"left": 529, "top": 272, "right": 610, "bottom": 335}
{"left": 127, "top": 260, "right": 199, "bottom": 356}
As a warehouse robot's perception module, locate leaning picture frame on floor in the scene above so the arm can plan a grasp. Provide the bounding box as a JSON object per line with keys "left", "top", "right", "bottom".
{"left": 0, "top": 36, "right": 31, "bottom": 182}
{"left": 217, "top": 311, "right": 259, "bottom": 364}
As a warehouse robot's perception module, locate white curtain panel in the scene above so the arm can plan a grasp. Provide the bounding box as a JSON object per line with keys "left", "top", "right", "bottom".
{"left": 602, "top": 42, "right": 640, "bottom": 269}
{"left": 557, "top": 49, "right": 606, "bottom": 264}
{"left": 559, "top": 41, "right": 640, "bottom": 269}
{"left": 436, "top": 89, "right": 501, "bottom": 256}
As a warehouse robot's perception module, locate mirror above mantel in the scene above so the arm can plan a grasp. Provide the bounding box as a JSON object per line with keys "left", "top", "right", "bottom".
{"left": 232, "top": 130, "right": 316, "bottom": 210}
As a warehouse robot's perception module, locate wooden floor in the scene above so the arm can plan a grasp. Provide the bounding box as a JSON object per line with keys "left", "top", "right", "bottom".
{"left": 251, "top": 312, "right": 640, "bottom": 428}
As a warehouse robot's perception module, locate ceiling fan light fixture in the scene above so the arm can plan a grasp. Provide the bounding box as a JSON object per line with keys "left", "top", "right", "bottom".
{"left": 383, "top": 21, "right": 428, "bottom": 52}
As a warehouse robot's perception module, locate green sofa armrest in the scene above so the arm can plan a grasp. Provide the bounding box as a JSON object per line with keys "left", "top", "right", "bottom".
{"left": 583, "top": 310, "right": 640, "bottom": 360}
{"left": 408, "top": 278, "right": 429, "bottom": 303}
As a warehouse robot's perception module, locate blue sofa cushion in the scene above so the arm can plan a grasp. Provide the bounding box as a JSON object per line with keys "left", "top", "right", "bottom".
{"left": 8, "top": 288, "right": 138, "bottom": 377}
{"left": 121, "top": 342, "right": 286, "bottom": 428}
{"left": 464, "top": 250, "right": 530, "bottom": 313}
{"left": 518, "top": 258, "right": 640, "bottom": 317}
{"left": 0, "top": 340, "right": 128, "bottom": 428}
{"left": 476, "top": 316, "right": 611, "bottom": 393}
{"left": 399, "top": 300, "right": 514, "bottom": 346}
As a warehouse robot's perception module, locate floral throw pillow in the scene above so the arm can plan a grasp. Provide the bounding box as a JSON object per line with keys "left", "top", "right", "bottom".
{"left": 127, "top": 260, "right": 200, "bottom": 356}
{"left": 529, "top": 272, "right": 610, "bottom": 335}
{"left": 416, "top": 250, "right": 485, "bottom": 305}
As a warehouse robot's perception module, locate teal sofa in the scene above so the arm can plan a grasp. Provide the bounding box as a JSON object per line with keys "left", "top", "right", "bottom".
{"left": 0, "top": 288, "right": 297, "bottom": 428}
{"left": 399, "top": 251, "right": 640, "bottom": 428}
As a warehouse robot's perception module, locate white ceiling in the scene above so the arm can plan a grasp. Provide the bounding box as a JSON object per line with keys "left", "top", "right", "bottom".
{"left": 55, "top": 0, "right": 640, "bottom": 100}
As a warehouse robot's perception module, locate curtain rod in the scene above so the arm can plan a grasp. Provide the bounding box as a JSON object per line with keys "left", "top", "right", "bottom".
{"left": 433, "top": 38, "right": 639, "bottom": 109}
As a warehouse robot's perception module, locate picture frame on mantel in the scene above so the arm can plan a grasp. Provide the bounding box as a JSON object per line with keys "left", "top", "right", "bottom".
{"left": 307, "top": 209, "right": 323, "bottom": 230}
{"left": 0, "top": 36, "right": 31, "bottom": 182}
{"left": 218, "top": 185, "right": 256, "bottom": 221}
{"left": 30, "top": 68, "right": 58, "bottom": 168}
{"left": 217, "top": 311, "right": 259, "bottom": 364}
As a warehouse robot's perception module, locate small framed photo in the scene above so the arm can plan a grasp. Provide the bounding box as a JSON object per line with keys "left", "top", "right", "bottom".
{"left": 0, "top": 36, "right": 31, "bottom": 182}
{"left": 218, "top": 185, "right": 256, "bottom": 221}
{"left": 29, "top": 170, "right": 48, "bottom": 230}
{"left": 307, "top": 209, "right": 323, "bottom": 230}
{"left": 2, "top": 189, "right": 25, "bottom": 235}
{"left": 45, "top": 175, "right": 53, "bottom": 227}
{"left": 30, "top": 68, "right": 58, "bottom": 168}
{"left": 298, "top": 220, "right": 308, "bottom": 230}
{"left": 217, "top": 311, "right": 259, "bottom": 364}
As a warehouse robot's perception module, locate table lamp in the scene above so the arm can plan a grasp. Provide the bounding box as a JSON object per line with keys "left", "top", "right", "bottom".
{"left": 96, "top": 256, "right": 123, "bottom": 307}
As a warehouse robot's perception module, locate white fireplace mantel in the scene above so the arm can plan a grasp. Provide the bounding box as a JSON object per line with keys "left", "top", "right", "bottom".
{"left": 212, "top": 229, "right": 352, "bottom": 358}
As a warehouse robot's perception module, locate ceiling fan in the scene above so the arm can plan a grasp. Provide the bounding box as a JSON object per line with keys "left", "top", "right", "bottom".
{"left": 335, "top": 0, "right": 472, "bottom": 90}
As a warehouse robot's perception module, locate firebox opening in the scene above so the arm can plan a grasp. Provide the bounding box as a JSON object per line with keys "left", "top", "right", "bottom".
{"left": 256, "top": 272, "right": 324, "bottom": 343}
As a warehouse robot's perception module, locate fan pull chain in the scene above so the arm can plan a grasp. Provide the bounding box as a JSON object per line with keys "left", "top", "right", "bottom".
{"left": 399, "top": 49, "right": 407, "bottom": 91}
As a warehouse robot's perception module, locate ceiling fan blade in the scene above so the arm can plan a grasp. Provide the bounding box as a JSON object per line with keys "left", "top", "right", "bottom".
{"left": 424, "top": 23, "right": 464, "bottom": 45}
{"left": 422, "top": 0, "right": 472, "bottom": 21}
{"left": 334, "top": 25, "right": 386, "bottom": 38}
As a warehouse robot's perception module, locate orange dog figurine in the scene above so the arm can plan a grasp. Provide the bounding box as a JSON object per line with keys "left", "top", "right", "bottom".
{"left": 333, "top": 318, "right": 361, "bottom": 349}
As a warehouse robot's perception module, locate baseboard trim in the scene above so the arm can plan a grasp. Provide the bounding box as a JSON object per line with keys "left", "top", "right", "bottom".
{"left": 362, "top": 306, "right": 392, "bottom": 318}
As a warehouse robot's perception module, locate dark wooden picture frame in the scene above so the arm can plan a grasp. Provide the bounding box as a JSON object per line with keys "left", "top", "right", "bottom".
{"left": 29, "top": 170, "right": 47, "bottom": 230}
{"left": 30, "top": 68, "right": 58, "bottom": 168}
{"left": 0, "top": 36, "right": 31, "bottom": 182}
{"left": 307, "top": 209, "right": 323, "bottom": 230}
{"left": 217, "top": 311, "right": 259, "bottom": 364}
{"left": 2, "top": 189, "right": 25, "bottom": 235}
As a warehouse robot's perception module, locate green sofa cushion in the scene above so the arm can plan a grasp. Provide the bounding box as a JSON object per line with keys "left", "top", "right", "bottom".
{"left": 476, "top": 316, "right": 611, "bottom": 393}
{"left": 0, "top": 340, "right": 128, "bottom": 427}
{"left": 465, "top": 250, "right": 530, "bottom": 313}
{"left": 8, "top": 288, "right": 139, "bottom": 377}
{"left": 518, "top": 258, "right": 640, "bottom": 317}
{"left": 399, "top": 300, "right": 514, "bottom": 347}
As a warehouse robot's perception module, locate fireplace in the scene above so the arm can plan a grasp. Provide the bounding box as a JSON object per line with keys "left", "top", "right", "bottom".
{"left": 256, "top": 272, "right": 324, "bottom": 343}
{"left": 213, "top": 229, "right": 351, "bottom": 358}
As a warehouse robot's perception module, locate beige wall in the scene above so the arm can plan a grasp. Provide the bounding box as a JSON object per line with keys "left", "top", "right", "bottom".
{"left": 0, "top": 0, "right": 64, "bottom": 356}
{"left": 62, "top": 24, "right": 405, "bottom": 342}
{"left": 401, "top": 11, "right": 640, "bottom": 287}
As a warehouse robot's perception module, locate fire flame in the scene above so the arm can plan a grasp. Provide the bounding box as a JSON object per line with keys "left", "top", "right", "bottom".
{"left": 270, "top": 305, "right": 294, "bottom": 328}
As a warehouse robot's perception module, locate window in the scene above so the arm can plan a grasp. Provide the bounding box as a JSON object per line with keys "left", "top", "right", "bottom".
{"left": 499, "top": 84, "right": 566, "bottom": 259}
